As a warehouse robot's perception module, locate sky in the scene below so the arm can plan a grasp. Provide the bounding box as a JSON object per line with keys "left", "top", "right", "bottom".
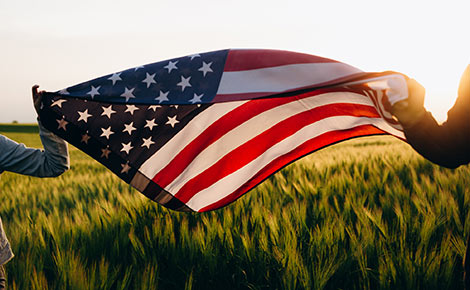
{"left": 0, "top": 0, "right": 469, "bottom": 123}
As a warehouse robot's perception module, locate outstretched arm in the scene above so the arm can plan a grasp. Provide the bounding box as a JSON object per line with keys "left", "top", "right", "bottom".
{"left": 392, "top": 67, "right": 470, "bottom": 168}
{"left": 0, "top": 86, "right": 69, "bottom": 177}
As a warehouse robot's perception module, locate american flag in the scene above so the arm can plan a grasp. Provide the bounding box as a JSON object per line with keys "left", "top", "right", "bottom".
{"left": 39, "top": 49, "right": 406, "bottom": 212}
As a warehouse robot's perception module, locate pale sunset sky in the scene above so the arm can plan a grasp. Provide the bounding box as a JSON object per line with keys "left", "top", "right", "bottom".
{"left": 0, "top": 0, "right": 468, "bottom": 123}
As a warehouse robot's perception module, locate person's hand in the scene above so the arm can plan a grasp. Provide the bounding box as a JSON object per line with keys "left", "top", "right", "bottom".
{"left": 391, "top": 78, "right": 426, "bottom": 128}
{"left": 32, "top": 85, "right": 44, "bottom": 115}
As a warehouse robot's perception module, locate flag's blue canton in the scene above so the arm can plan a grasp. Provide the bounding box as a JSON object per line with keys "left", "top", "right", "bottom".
{"left": 58, "top": 49, "right": 229, "bottom": 105}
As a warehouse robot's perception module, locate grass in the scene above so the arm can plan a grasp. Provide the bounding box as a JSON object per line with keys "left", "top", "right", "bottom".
{"left": 0, "top": 124, "right": 469, "bottom": 289}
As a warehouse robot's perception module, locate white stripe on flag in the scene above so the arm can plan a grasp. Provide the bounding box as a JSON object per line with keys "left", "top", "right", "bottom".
{"left": 165, "top": 92, "right": 375, "bottom": 194}
{"left": 186, "top": 115, "right": 402, "bottom": 211}
{"left": 139, "top": 100, "right": 249, "bottom": 178}
{"left": 217, "top": 63, "right": 362, "bottom": 95}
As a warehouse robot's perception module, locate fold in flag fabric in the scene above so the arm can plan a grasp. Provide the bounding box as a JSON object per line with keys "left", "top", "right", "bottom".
{"left": 39, "top": 49, "right": 408, "bottom": 212}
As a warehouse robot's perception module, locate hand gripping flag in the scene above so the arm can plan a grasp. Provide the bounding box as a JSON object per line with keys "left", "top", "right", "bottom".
{"left": 39, "top": 49, "right": 408, "bottom": 212}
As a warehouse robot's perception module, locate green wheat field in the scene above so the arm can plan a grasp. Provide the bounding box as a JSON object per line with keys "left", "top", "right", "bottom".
{"left": 0, "top": 123, "right": 469, "bottom": 290}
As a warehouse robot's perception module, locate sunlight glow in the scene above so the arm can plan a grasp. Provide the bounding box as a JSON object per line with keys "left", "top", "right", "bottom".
{"left": 0, "top": 0, "right": 468, "bottom": 122}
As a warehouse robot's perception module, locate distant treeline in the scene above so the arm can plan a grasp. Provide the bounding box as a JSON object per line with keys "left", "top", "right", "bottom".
{"left": 0, "top": 123, "right": 39, "bottom": 133}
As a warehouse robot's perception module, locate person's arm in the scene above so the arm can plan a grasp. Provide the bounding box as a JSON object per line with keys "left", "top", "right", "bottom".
{"left": 392, "top": 66, "right": 470, "bottom": 168}
{"left": 0, "top": 86, "right": 69, "bottom": 177}
{"left": 402, "top": 108, "right": 469, "bottom": 168}
{"left": 0, "top": 126, "right": 69, "bottom": 177}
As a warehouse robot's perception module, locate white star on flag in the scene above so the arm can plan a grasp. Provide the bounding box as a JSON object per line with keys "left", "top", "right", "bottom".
{"left": 123, "top": 122, "right": 136, "bottom": 135}
{"left": 81, "top": 133, "right": 91, "bottom": 144}
{"left": 177, "top": 76, "right": 192, "bottom": 91}
{"left": 101, "top": 105, "right": 116, "bottom": 119}
{"left": 189, "top": 93, "right": 203, "bottom": 104}
{"left": 188, "top": 54, "right": 201, "bottom": 60}
{"left": 108, "top": 73, "right": 122, "bottom": 85}
{"left": 100, "top": 126, "right": 114, "bottom": 139}
{"left": 164, "top": 60, "right": 178, "bottom": 73}
{"left": 198, "top": 61, "right": 213, "bottom": 77}
{"left": 148, "top": 105, "right": 161, "bottom": 111}
{"left": 155, "top": 91, "right": 169, "bottom": 103}
{"left": 121, "top": 142, "right": 133, "bottom": 154}
{"left": 87, "top": 86, "right": 101, "bottom": 98}
{"left": 141, "top": 137, "right": 155, "bottom": 149}
{"left": 142, "top": 73, "right": 157, "bottom": 88}
{"left": 125, "top": 105, "right": 139, "bottom": 115}
{"left": 145, "top": 119, "right": 158, "bottom": 130}
{"left": 56, "top": 118, "right": 68, "bottom": 130}
{"left": 121, "top": 87, "right": 136, "bottom": 102}
{"left": 166, "top": 115, "right": 180, "bottom": 128}
{"left": 101, "top": 147, "right": 111, "bottom": 159}
{"left": 77, "top": 109, "right": 92, "bottom": 122}
{"left": 52, "top": 99, "right": 67, "bottom": 108}
{"left": 121, "top": 163, "right": 131, "bottom": 173}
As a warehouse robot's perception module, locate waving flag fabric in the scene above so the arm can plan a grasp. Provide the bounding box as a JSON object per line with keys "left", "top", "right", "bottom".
{"left": 39, "top": 49, "right": 407, "bottom": 212}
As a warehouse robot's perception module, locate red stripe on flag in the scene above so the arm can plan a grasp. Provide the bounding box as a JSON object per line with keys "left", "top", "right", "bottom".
{"left": 198, "top": 124, "right": 385, "bottom": 212}
{"left": 152, "top": 88, "right": 340, "bottom": 188}
{"left": 174, "top": 103, "right": 380, "bottom": 203}
{"left": 223, "top": 49, "right": 339, "bottom": 72}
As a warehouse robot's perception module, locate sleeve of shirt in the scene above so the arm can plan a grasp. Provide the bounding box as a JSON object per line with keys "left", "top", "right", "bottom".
{"left": 0, "top": 121, "right": 69, "bottom": 177}
{"left": 403, "top": 92, "right": 470, "bottom": 169}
